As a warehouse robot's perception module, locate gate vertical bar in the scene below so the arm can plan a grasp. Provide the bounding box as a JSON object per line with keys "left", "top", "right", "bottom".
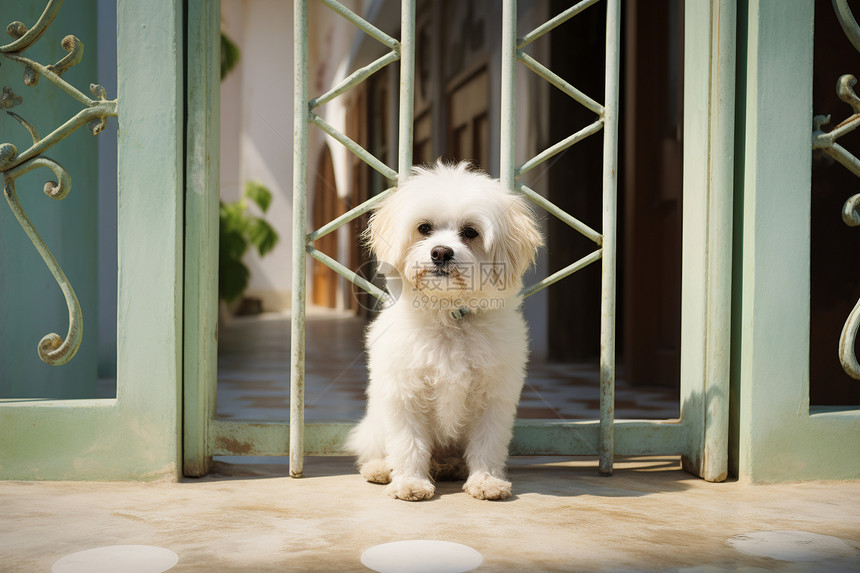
{"left": 680, "top": 0, "right": 734, "bottom": 482}
{"left": 290, "top": 0, "right": 309, "bottom": 478}
{"left": 698, "top": 0, "right": 733, "bottom": 483}
{"left": 398, "top": 0, "right": 416, "bottom": 178}
{"left": 599, "top": 0, "right": 620, "bottom": 476}
{"left": 500, "top": 0, "right": 516, "bottom": 190}
{"left": 183, "top": 0, "right": 221, "bottom": 477}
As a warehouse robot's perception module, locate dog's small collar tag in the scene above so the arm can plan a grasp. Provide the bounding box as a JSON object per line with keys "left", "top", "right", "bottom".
{"left": 451, "top": 307, "right": 469, "bottom": 321}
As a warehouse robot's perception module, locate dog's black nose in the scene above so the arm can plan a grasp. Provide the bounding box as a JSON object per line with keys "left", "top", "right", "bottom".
{"left": 431, "top": 246, "right": 454, "bottom": 265}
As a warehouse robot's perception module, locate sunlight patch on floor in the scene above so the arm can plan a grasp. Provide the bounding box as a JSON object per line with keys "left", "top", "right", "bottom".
{"left": 52, "top": 545, "right": 178, "bottom": 573}
{"left": 361, "top": 540, "right": 483, "bottom": 573}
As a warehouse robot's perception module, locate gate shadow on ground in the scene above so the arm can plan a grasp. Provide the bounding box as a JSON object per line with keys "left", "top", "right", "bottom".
{"left": 197, "top": 455, "right": 695, "bottom": 500}
{"left": 501, "top": 455, "right": 695, "bottom": 499}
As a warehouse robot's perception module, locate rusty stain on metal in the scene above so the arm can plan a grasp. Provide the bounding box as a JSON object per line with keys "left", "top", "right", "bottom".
{"left": 216, "top": 436, "right": 254, "bottom": 456}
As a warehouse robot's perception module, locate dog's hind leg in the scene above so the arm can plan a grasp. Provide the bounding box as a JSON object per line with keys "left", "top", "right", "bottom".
{"left": 359, "top": 459, "right": 392, "bottom": 484}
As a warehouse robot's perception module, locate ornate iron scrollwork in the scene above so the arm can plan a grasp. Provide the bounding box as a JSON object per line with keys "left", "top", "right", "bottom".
{"left": 811, "top": 0, "right": 860, "bottom": 379}
{"left": 1, "top": 0, "right": 117, "bottom": 365}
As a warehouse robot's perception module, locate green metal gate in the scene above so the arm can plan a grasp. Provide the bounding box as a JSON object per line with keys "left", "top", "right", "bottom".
{"left": 194, "top": 0, "right": 734, "bottom": 483}
{"left": 5, "top": 0, "right": 857, "bottom": 484}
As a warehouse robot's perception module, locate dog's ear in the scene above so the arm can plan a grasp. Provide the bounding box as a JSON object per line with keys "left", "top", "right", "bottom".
{"left": 364, "top": 194, "right": 402, "bottom": 269}
{"left": 497, "top": 194, "right": 543, "bottom": 280}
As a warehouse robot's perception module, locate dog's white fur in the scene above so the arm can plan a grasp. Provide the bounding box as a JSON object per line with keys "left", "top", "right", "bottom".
{"left": 346, "top": 162, "right": 543, "bottom": 501}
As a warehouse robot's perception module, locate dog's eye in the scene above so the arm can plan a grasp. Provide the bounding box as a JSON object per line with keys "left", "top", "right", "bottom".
{"left": 460, "top": 226, "right": 479, "bottom": 240}
{"left": 417, "top": 223, "right": 433, "bottom": 236}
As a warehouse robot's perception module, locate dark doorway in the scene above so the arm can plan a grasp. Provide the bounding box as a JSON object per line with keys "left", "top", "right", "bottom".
{"left": 810, "top": 1, "right": 860, "bottom": 406}
{"left": 546, "top": 0, "right": 684, "bottom": 391}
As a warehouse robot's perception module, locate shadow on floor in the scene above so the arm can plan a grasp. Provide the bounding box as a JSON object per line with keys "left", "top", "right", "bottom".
{"left": 196, "top": 455, "right": 695, "bottom": 501}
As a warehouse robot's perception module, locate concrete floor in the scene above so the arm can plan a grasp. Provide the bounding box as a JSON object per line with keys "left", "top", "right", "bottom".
{"left": 5, "top": 312, "right": 860, "bottom": 571}
{"left": 3, "top": 456, "right": 860, "bottom": 572}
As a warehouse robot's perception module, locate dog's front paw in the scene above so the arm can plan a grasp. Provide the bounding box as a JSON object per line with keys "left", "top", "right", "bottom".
{"left": 359, "top": 459, "right": 392, "bottom": 484}
{"left": 464, "top": 472, "right": 512, "bottom": 500}
{"left": 386, "top": 476, "right": 436, "bottom": 501}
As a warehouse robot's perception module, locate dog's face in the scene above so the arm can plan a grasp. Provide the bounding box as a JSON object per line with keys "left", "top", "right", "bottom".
{"left": 367, "top": 163, "right": 543, "bottom": 304}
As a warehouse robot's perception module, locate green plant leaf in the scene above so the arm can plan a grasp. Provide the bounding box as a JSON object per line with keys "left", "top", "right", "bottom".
{"left": 247, "top": 217, "right": 279, "bottom": 257}
{"left": 220, "top": 227, "right": 249, "bottom": 262}
{"left": 221, "top": 32, "right": 241, "bottom": 81}
{"left": 218, "top": 183, "right": 278, "bottom": 303}
{"left": 244, "top": 181, "right": 273, "bottom": 213}
{"left": 220, "top": 200, "right": 247, "bottom": 230}
{"left": 219, "top": 258, "right": 250, "bottom": 303}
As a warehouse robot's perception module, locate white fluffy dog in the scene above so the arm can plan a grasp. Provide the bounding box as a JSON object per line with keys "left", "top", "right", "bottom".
{"left": 346, "top": 161, "right": 543, "bottom": 501}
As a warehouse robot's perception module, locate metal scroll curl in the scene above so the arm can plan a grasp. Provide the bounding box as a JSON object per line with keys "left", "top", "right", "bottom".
{"left": 3, "top": 159, "right": 81, "bottom": 366}
{"left": 0, "top": 0, "right": 117, "bottom": 365}
{"left": 811, "top": 0, "right": 860, "bottom": 380}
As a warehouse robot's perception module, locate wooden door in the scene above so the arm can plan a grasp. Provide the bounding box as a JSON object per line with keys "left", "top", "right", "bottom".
{"left": 447, "top": 68, "right": 489, "bottom": 171}
{"left": 622, "top": 0, "right": 684, "bottom": 387}
{"left": 311, "top": 147, "right": 344, "bottom": 308}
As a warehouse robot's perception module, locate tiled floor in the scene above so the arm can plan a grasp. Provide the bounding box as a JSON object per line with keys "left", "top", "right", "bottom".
{"left": 216, "top": 309, "right": 680, "bottom": 422}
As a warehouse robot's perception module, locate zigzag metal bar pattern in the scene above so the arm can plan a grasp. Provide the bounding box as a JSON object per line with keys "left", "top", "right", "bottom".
{"left": 320, "top": 0, "right": 398, "bottom": 49}
{"left": 306, "top": 246, "right": 392, "bottom": 304}
{"left": 291, "top": 0, "right": 415, "bottom": 478}
{"left": 520, "top": 249, "right": 603, "bottom": 299}
{"left": 502, "top": 0, "right": 620, "bottom": 479}
{"left": 310, "top": 49, "right": 400, "bottom": 110}
{"left": 517, "top": 119, "right": 604, "bottom": 177}
{"left": 517, "top": 51, "right": 604, "bottom": 116}
{"left": 519, "top": 0, "right": 602, "bottom": 48}
{"left": 308, "top": 187, "right": 394, "bottom": 242}
{"left": 305, "top": 0, "right": 401, "bottom": 298}
{"left": 309, "top": 113, "right": 397, "bottom": 181}
{"left": 309, "top": 0, "right": 611, "bottom": 302}
{"left": 514, "top": 0, "right": 609, "bottom": 299}
{"left": 516, "top": 183, "right": 602, "bottom": 245}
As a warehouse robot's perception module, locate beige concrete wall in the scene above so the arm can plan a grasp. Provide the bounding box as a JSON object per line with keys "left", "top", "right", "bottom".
{"left": 220, "top": 0, "right": 361, "bottom": 312}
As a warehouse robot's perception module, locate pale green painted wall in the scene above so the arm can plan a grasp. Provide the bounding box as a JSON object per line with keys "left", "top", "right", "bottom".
{"left": 0, "top": 0, "right": 184, "bottom": 481}
{"left": 0, "top": 0, "right": 99, "bottom": 398}
{"left": 734, "top": 0, "right": 860, "bottom": 482}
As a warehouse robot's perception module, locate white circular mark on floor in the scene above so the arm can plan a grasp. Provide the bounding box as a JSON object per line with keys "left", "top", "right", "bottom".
{"left": 727, "top": 530, "right": 859, "bottom": 562}
{"left": 361, "top": 540, "right": 483, "bottom": 573}
{"left": 52, "top": 545, "right": 179, "bottom": 573}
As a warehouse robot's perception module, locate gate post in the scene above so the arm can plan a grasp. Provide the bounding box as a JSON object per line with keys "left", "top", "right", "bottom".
{"left": 680, "top": 0, "right": 736, "bottom": 482}
{"left": 183, "top": 0, "right": 221, "bottom": 478}
{"left": 599, "top": 0, "right": 621, "bottom": 477}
